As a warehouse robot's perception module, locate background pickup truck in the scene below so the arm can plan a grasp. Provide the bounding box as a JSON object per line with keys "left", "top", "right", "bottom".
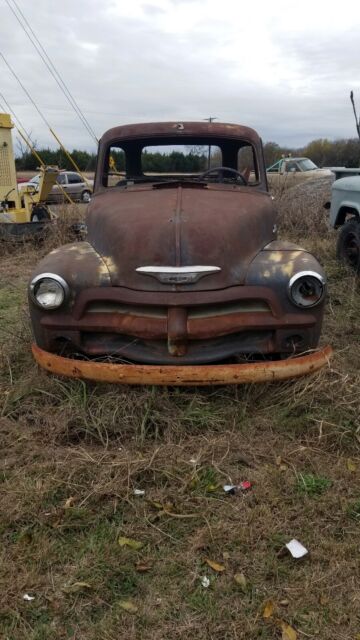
{"left": 267, "top": 157, "right": 333, "bottom": 187}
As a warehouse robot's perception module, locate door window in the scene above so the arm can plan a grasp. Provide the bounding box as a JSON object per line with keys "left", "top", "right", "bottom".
{"left": 67, "top": 173, "right": 83, "bottom": 184}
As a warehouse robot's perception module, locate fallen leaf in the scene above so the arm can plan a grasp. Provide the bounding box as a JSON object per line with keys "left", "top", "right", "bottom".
{"left": 62, "top": 581, "right": 92, "bottom": 593}
{"left": 148, "top": 500, "right": 164, "bottom": 510}
{"left": 234, "top": 572, "right": 247, "bottom": 590}
{"left": 205, "top": 558, "right": 225, "bottom": 572}
{"left": 280, "top": 621, "right": 297, "bottom": 640}
{"left": 64, "top": 496, "right": 76, "bottom": 509}
{"left": 222, "top": 551, "right": 230, "bottom": 560}
{"left": 118, "top": 536, "right": 143, "bottom": 550}
{"left": 163, "top": 502, "right": 174, "bottom": 512}
{"left": 347, "top": 458, "right": 356, "bottom": 472}
{"left": 135, "top": 561, "right": 153, "bottom": 572}
{"left": 119, "top": 599, "right": 138, "bottom": 613}
{"left": 319, "top": 594, "right": 329, "bottom": 606}
{"left": 262, "top": 600, "right": 275, "bottom": 618}
{"left": 206, "top": 483, "right": 219, "bottom": 492}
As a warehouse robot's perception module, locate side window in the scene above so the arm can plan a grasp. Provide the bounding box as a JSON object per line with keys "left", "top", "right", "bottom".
{"left": 106, "top": 146, "right": 126, "bottom": 186}
{"left": 286, "top": 161, "right": 298, "bottom": 172}
{"left": 67, "top": 173, "right": 82, "bottom": 184}
{"left": 56, "top": 174, "right": 66, "bottom": 185}
{"left": 237, "top": 144, "right": 258, "bottom": 184}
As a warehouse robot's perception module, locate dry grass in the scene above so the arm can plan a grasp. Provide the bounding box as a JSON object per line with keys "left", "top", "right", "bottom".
{"left": 1, "top": 189, "right": 360, "bottom": 639}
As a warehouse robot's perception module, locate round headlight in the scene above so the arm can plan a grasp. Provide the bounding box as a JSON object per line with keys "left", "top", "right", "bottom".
{"left": 288, "top": 271, "right": 325, "bottom": 308}
{"left": 30, "top": 273, "right": 69, "bottom": 310}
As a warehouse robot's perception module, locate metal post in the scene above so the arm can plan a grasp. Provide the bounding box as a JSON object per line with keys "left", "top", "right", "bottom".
{"left": 203, "top": 117, "right": 218, "bottom": 168}
{"left": 350, "top": 91, "right": 360, "bottom": 140}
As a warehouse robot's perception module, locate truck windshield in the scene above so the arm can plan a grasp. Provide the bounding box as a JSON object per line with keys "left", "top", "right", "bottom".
{"left": 105, "top": 139, "right": 259, "bottom": 187}
{"left": 297, "top": 159, "right": 318, "bottom": 171}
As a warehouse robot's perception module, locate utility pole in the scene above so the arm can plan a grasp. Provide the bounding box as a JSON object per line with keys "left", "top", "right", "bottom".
{"left": 350, "top": 91, "right": 360, "bottom": 140}
{"left": 204, "top": 116, "right": 218, "bottom": 168}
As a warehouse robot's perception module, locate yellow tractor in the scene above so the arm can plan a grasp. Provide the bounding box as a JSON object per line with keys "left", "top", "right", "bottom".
{"left": 0, "top": 112, "right": 58, "bottom": 239}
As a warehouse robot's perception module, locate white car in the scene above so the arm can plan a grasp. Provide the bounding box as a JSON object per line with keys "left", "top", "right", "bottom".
{"left": 20, "top": 171, "right": 93, "bottom": 203}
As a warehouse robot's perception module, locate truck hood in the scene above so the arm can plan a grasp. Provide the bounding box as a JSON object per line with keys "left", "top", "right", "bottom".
{"left": 86, "top": 184, "right": 276, "bottom": 291}
{"left": 332, "top": 175, "right": 360, "bottom": 191}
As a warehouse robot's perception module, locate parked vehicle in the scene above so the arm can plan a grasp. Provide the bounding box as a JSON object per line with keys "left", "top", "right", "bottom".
{"left": 28, "top": 121, "right": 331, "bottom": 385}
{"left": 267, "top": 157, "right": 333, "bottom": 186}
{"left": 327, "top": 175, "right": 360, "bottom": 271}
{"left": 20, "top": 171, "right": 93, "bottom": 203}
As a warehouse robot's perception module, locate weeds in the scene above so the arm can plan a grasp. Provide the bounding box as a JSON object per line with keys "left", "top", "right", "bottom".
{"left": 1, "top": 194, "right": 360, "bottom": 639}
{"left": 347, "top": 500, "right": 360, "bottom": 521}
{"left": 296, "top": 473, "right": 332, "bottom": 496}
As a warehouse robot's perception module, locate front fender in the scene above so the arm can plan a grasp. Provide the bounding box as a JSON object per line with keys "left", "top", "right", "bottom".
{"left": 28, "top": 242, "right": 111, "bottom": 348}
{"left": 245, "top": 240, "right": 326, "bottom": 311}
{"left": 331, "top": 200, "right": 360, "bottom": 227}
{"left": 29, "top": 242, "right": 111, "bottom": 303}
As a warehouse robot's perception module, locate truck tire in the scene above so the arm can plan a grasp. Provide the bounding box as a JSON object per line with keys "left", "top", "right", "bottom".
{"left": 31, "top": 205, "right": 51, "bottom": 222}
{"left": 336, "top": 218, "right": 360, "bottom": 272}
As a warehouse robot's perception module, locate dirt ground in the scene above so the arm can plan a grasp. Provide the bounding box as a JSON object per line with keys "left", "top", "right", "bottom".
{"left": 1, "top": 180, "right": 360, "bottom": 640}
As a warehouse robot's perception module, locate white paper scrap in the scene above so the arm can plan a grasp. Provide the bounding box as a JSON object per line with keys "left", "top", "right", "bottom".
{"left": 286, "top": 539, "right": 308, "bottom": 558}
{"left": 23, "top": 593, "right": 35, "bottom": 601}
{"left": 133, "top": 489, "right": 145, "bottom": 496}
{"left": 223, "top": 485, "right": 236, "bottom": 493}
{"left": 200, "top": 576, "right": 210, "bottom": 588}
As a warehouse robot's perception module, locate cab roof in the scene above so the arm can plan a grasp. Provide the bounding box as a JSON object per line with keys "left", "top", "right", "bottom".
{"left": 100, "top": 121, "right": 261, "bottom": 146}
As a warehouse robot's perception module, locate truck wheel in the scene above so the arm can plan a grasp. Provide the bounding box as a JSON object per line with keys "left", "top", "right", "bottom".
{"left": 31, "top": 206, "right": 51, "bottom": 222}
{"left": 337, "top": 218, "right": 360, "bottom": 272}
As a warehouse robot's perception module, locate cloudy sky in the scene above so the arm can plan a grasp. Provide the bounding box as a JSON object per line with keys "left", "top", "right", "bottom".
{"left": 1, "top": 0, "right": 360, "bottom": 152}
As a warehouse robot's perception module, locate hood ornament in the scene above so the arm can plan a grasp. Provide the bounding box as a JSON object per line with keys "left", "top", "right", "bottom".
{"left": 136, "top": 265, "right": 221, "bottom": 284}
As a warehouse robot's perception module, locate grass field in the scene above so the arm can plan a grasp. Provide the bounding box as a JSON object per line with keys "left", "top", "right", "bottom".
{"left": 1, "top": 183, "right": 360, "bottom": 640}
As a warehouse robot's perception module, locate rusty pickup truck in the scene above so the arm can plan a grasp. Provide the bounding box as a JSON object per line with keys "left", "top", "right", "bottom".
{"left": 28, "top": 121, "right": 331, "bottom": 385}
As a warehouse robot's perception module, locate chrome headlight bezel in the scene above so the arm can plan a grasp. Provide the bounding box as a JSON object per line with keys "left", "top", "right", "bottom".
{"left": 29, "top": 273, "right": 69, "bottom": 310}
{"left": 287, "top": 271, "right": 326, "bottom": 308}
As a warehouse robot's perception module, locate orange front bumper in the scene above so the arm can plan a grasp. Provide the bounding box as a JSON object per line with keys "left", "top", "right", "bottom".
{"left": 32, "top": 343, "right": 333, "bottom": 386}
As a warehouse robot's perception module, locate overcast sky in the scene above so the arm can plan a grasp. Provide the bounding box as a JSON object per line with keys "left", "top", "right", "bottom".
{"left": 1, "top": 0, "right": 360, "bottom": 152}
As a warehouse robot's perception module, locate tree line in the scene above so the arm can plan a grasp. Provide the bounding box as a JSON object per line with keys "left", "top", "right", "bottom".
{"left": 15, "top": 138, "right": 360, "bottom": 172}
{"left": 263, "top": 139, "right": 360, "bottom": 168}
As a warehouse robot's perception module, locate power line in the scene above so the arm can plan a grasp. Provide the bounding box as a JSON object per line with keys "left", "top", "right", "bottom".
{"left": 6, "top": 0, "right": 98, "bottom": 143}
{"left": 5, "top": 0, "right": 98, "bottom": 144}
{"left": 0, "top": 52, "right": 92, "bottom": 186}
{"left": 0, "top": 90, "right": 35, "bottom": 144}
{"left": 0, "top": 52, "right": 52, "bottom": 129}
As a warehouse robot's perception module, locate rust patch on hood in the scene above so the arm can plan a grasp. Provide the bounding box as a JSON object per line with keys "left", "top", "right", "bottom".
{"left": 87, "top": 184, "right": 276, "bottom": 292}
